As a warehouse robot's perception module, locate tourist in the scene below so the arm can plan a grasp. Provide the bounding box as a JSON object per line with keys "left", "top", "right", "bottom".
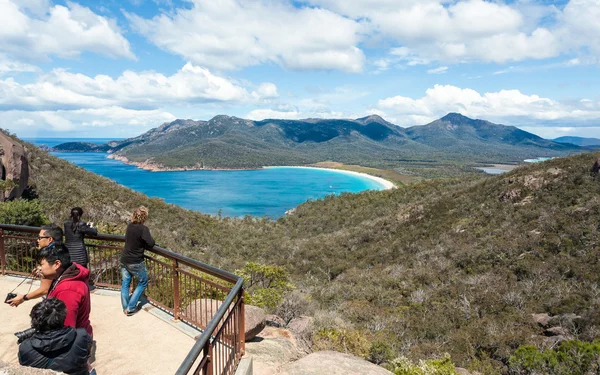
{"left": 64, "top": 207, "right": 97, "bottom": 269}
{"left": 38, "top": 239, "right": 93, "bottom": 337}
{"left": 121, "top": 206, "right": 155, "bottom": 316}
{"left": 6, "top": 224, "right": 64, "bottom": 307}
{"left": 18, "top": 298, "right": 91, "bottom": 375}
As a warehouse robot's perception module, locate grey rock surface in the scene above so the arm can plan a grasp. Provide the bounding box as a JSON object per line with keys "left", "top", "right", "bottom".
{"left": 280, "top": 351, "right": 393, "bottom": 375}
{"left": 0, "top": 132, "right": 29, "bottom": 201}
{"left": 0, "top": 361, "right": 61, "bottom": 374}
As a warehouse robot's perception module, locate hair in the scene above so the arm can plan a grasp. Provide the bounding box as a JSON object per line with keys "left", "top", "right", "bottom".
{"left": 30, "top": 298, "right": 67, "bottom": 332}
{"left": 37, "top": 243, "right": 72, "bottom": 270}
{"left": 41, "top": 224, "right": 63, "bottom": 245}
{"left": 70, "top": 207, "right": 83, "bottom": 232}
{"left": 131, "top": 206, "right": 149, "bottom": 224}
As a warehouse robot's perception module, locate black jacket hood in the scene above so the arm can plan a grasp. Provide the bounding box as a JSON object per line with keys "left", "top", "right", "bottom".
{"left": 30, "top": 327, "right": 77, "bottom": 353}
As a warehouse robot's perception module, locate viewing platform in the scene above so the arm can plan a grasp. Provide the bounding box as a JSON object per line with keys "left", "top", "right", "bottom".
{"left": 0, "top": 224, "right": 246, "bottom": 375}
{"left": 1, "top": 276, "right": 197, "bottom": 374}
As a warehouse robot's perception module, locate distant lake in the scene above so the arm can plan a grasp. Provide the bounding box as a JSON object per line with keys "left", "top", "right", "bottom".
{"left": 25, "top": 138, "right": 387, "bottom": 218}
{"left": 475, "top": 167, "right": 507, "bottom": 175}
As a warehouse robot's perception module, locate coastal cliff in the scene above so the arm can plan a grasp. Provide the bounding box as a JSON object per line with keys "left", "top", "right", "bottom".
{"left": 0, "top": 131, "right": 29, "bottom": 201}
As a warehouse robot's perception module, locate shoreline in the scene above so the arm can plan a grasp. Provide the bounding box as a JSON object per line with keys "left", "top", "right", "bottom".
{"left": 106, "top": 154, "right": 256, "bottom": 172}
{"left": 266, "top": 166, "right": 396, "bottom": 190}
{"left": 107, "top": 154, "right": 396, "bottom": 190}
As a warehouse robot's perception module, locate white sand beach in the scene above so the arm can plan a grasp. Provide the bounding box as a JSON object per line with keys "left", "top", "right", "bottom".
{"left": 266, "top": 166, "right": 396, "bottom": 190}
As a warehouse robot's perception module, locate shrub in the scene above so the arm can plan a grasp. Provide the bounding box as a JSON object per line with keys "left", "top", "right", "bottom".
{"left": 369, "top": 340, "right": 395, "bottom": 365}
{"left": 235, "top": 262, "right": 294, "bottom": 310}
{"left": 0, "top": 199, "right": 49, "bottom": 226}
{"left": 386, "top": 354, "right": 458, "bottom": 375}
{"left": 508, "top": 340, "right": 600, "bottom": 375}
{"left": 312, "top": 328, "right": 370, "bottom": 358}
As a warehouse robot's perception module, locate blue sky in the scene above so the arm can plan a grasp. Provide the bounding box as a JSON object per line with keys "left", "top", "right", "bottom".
{"left": 1, "top": 0, "right": 599, "bottom": 139}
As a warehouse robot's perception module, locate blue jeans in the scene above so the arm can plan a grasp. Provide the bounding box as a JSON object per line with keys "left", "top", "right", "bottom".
{"left": 121, "top": 262, "right": 148, "bottom": 312}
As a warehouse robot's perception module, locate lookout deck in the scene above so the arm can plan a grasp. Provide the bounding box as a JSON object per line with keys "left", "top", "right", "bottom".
{"left": 0, "top": 276, "right": 198, "bottom": 375}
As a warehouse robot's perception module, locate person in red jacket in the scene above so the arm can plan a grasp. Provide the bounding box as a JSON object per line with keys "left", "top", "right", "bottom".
{"left": 37, "top": 232, "right": 93, "bottom": 338}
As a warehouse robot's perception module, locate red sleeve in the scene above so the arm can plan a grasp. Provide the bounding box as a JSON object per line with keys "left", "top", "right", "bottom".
{"left": 54, "top": 291, "right": 80, "bottom": 328}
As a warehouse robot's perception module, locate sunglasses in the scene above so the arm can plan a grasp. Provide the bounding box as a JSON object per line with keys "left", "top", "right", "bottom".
{"left": 37, "top": 236, "right": 51, "bottom": 240}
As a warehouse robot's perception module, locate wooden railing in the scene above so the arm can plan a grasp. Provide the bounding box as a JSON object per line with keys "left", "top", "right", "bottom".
{"left": 0, "top": 224, "right": 245, "bottom": 375}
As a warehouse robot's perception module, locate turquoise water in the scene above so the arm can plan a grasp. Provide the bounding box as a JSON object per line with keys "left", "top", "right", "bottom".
{"left": 25, "top": 138, "right": 386, "bottom": 218}
{"left": 524, "top": 157, "right": 554, "bottom": 163}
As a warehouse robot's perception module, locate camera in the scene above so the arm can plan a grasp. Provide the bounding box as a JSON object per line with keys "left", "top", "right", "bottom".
{"left": 15, "top": 328, "right": 36, "bottom": 344}
{"left": 4, "top": 292, "right": 17, "bottom": 304}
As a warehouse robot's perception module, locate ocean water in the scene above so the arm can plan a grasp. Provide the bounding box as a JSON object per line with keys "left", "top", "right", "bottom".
{"left": 26, "top": 138, "right": 386, "bottom": 218}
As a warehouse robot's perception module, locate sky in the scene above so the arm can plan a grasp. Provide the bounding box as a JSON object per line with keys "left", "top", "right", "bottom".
{"left": 1, "top": 0, "right": 600, "bottom": 139}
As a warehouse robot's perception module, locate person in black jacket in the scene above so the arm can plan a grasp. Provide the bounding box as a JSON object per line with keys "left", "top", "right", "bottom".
{"left": 64, "top": 207, "right": 97, "bottom": 269}
{"left": 121, "top": 206, "right": 155, "bottom": 316}
{"left": 18, "top": 298, "right": 91, "bottom": 375}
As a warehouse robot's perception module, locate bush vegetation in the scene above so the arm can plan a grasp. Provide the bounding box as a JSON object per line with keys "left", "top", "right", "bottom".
{"left": 509, "top": 340, "right": 600, "bottom": 375}
{"left": 0, "top": 199, "right": 49, "bottom": 226}
{"left": 5, "top": 132, "right": 600, "bottom": 373}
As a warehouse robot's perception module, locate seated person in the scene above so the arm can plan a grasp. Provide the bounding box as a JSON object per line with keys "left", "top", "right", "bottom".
{"left": 38, "top": 240, "right": 93, "bottom": 337}
{"left": 18, "top": 298, "right": 91, "bottom": 375}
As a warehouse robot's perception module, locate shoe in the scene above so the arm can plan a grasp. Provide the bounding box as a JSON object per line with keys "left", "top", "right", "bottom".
{"left": 125, "top": 305, "right": 141, "bottom": 316}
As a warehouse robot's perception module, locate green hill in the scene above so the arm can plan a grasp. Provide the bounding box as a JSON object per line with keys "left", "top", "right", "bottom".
{"left": 9, "top": 131, "right": 600, "bottom": 373}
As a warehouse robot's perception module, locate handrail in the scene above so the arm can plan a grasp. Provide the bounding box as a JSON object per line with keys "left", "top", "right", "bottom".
{"left": 0, "top": 224, "right": 239, "bottom": 283}
{"left": 0, "top": 224, "right": 245, "bottom": 375}
{"left": 175, "top": 277, "right": 244, "bottom": 375}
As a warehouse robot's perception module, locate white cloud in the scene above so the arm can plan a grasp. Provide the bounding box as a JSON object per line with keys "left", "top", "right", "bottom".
{"left": 252, "top": 83, "right": 279, "bottom": 100}
{"left": 375, "top": 84, "right": 600, "bottom": 126}
{"left": 127, "top": 0, "right": 365, "bottom": 72}
{"left": 427, "top": 66, "right": 448, "bottom": 74}
{"left": 305, "top": 0, "right": 600, "bottom": 65}
{"left": 0, "top": 0, "right": 134, "bottom": 61}
{"left": 0, "top": 54, "right": 39, "bottom": 75}
{"left": 5, "top": 107, "right": 176, "bottom": 136}
{"left": 0, "top": 63, "right": 263, "bottom": 111}
{"left": 246, "top": 109, "right": 302, "bottom": 120}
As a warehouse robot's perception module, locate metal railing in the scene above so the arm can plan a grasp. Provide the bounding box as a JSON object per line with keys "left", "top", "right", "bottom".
{"left": 0, "top": 224, "right": 245, "bottom": 375}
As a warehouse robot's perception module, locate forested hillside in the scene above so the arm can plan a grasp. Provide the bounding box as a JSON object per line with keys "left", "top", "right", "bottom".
{"left": 9, "top": 132, "right": 600, "bottom": 374}
{"left": 52, "top": 114, "right": 582, "bottom": 173}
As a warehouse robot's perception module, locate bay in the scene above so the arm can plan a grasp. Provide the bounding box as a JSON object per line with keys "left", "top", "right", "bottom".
{"left": 25, "top": 138, "right": 387, "bottom": 218}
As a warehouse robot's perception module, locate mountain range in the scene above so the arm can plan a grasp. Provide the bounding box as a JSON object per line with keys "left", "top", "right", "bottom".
{"left": 52, "top": 113, "right": 582, "bottom": 169}
{"left": 553, "top": 136, "right": 600, "bottom": 147}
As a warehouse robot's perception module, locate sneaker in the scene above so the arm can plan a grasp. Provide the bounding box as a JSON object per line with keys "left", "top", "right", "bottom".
{"left": 125, "top": 305, "right": 141, "bottom": 316}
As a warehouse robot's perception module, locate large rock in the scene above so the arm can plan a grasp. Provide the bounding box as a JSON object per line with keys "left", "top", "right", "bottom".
{"left": 280, "top": 351, "right": 393, "bottom": 375}
{"left": 184, "top": 299, "right": 265, "bottom": 340}
{"left": 245, "top": 326, "right": 303, "bottom": 375}
{"left": 245, "top": 305, "right": 267, "bottom": 341}
{"left": 532, "top": 313, "right": 551, "bottom": 328}
{"left": 0, "top": 132, "right": 29, "bottom": 201}
{"left": 0, "top": 361, "right": 60, "bottom": 374}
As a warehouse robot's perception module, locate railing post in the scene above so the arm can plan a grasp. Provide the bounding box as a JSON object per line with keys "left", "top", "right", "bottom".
{"left": 239, "top": 288, "right": 245, "bottom": 356}
{"left": 204, "top": 342, "right": 213, "bottom": 375}
{"left": 0, "top": 228, "right": 5, "bottom": 275}
{"left": 173, "top": 259, "right": 180, "bottom": 321}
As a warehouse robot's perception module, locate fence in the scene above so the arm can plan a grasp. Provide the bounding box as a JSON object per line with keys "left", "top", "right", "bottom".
{"left": 0, "top": 224, "right": 245, "bottom": 375}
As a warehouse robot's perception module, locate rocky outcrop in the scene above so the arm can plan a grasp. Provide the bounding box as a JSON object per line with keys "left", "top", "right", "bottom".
{"left": 245, "top": 305, "right": 267, "bottom": 341}
{"left": 0, "top": 361, "right": 59, "bottom": 374}
{"left": 280, "top": 351, "right": 394, "bottom": 375}
{"left": 0, "top": 132, "right": 29, "bottom": 201}
{"left": 532, "top": 312, "right": 582, "bottom": 345}
{"left": 245, "top": 326, "right": 304, "bottom": 375}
